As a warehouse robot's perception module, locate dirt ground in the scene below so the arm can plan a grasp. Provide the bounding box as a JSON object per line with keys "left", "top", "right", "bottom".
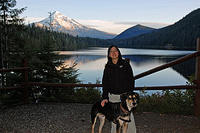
{"left": 0, "top": 103, "right": 200, "bottom": 133}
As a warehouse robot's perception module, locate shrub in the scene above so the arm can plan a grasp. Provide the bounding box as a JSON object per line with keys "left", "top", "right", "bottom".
{"left": 73, "top": 87, "right": 101, "bottom": 104}
{"left": 137, "top": 89, "right": 195, "bottom": 115}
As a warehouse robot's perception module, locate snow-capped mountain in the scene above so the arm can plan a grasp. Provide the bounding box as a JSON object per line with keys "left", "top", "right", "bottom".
{"left": 34, "top": 11, "right": 115, "bottom": 39}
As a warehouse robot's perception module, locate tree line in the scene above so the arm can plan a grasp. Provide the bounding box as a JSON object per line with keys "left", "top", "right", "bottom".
{"left": 0, "top": 0, "right": 101, "bottom": 104}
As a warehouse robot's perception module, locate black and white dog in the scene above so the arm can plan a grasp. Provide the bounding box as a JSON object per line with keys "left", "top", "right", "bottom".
{"left": 91, "top": 92, "right": 139, "bottom": 133}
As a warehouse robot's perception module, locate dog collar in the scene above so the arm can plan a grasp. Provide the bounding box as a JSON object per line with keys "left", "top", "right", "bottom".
{"left": 119, "top": 117, "right": 131, "bottom": 123}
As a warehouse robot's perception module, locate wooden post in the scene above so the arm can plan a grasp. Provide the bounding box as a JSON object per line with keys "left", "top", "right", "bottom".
{"left": 195, "top": 37, "right": 200, "bottom": 116}
{"left": 23, "top": 59, "right": 29, "bottom": 104}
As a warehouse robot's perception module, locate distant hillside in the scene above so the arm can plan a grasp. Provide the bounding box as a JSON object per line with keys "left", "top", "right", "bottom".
{"left": 115, "top": 8, "right": 200, "bottom": 50}
{"left": 114, "top": 24, "right": 155, "bottom": 39}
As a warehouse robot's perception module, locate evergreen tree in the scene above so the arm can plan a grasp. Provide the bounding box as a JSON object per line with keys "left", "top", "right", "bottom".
{"left": 0, "top": 0, "right": 26, "bottom": 87}
{"left": 0, "top": 3, "right": 82, "bottom": 103}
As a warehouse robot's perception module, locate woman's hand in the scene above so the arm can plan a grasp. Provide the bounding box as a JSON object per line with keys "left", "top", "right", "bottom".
{"left": 101, "top": 99, "right": 108, "bottom": 107}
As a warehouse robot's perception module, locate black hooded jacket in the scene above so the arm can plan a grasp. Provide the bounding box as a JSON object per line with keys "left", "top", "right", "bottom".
{"left": 102, "top": 46, "right": 135, "bottom": 99}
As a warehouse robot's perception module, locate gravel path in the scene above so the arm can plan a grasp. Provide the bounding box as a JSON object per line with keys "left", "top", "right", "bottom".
{"left": 0, "top": 103, "right": 200, "bottom": 133}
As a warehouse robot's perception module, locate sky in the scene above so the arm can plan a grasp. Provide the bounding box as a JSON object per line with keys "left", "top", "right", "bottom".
{"left": 16, "top": 0, "right": 200, "bottom": 34}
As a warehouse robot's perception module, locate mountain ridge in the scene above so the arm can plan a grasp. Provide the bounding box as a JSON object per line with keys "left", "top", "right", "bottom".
{"left": 114, "top": 8, "right": 200, "bottom": 50}
{"left": 114, "top": 24, "right": 155, "bottom": 39}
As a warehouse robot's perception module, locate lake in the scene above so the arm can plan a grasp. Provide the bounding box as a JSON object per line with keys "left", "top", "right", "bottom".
{"left": 57, "top": 47, "right": 195, "bottom": 89}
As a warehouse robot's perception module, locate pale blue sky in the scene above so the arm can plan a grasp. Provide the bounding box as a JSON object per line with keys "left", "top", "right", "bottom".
{"left": 16, "top": 0, "right": 200, "bottom": 34}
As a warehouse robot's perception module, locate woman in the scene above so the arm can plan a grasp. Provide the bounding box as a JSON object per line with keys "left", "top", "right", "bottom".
{"left": 101, "top": 45, "right": 136, "bottom": 133}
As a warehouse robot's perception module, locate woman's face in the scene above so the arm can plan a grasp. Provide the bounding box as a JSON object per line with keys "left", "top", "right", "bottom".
{"left": 109, "top": 47, "right": 119, "bottom": 60}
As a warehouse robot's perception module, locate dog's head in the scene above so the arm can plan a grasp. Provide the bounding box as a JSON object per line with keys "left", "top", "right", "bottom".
{"left": 120, "top": 92, "right": 139, "bottom": 111}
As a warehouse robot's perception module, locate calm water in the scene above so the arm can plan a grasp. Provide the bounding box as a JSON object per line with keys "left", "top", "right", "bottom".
{"left": 58, "top": 47, "right": 195, "bottom": 88}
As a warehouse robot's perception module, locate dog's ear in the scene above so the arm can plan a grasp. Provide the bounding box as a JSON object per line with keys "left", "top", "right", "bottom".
{"left": 132, "top": 92, "right": 139, "bottom": 97}
{"left": 133, "top": 92, "right": 140, "bottom": 103}
{"left": 120, "top": 93, "right": 128, "bottom": 101}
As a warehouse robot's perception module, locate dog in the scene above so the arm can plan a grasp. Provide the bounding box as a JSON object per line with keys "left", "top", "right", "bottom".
{"left": 91, "top": 92, "right": 139, "bottom": 133}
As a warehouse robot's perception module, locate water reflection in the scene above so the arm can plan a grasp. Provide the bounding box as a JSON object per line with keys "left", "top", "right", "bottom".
{"left": 60, "top": 48, "right": 195, "bottom": 87}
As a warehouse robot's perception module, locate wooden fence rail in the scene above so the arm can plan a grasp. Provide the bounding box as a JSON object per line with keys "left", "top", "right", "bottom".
{"left": 0, "top": 83, "right": 197, "bottom": 91}
{"left": 0, "top": 67, "right": 29, "bottom": 73}
{"left": 195, "top": 38, "right": 200, "bottom": 116}
{"left": 0, "top": 38, "right": 200, "bottom": 116}
{"left": 134, "top": 51, "right": 200, "bottom": 80}
{"left": 27, "top": 82, "right": 196, "bottom": 90}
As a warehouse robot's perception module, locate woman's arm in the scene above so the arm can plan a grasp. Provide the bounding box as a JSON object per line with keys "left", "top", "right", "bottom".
{"left": 126, "top": 61, "right": 135, "bottom": 91}
{"left": 102, "top": 67, "right": 109, "bottom": 99}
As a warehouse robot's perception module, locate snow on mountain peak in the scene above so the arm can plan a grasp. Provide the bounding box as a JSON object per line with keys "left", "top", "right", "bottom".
{"left": 36, "top": 11, "right": 83, "bottom": 31}
{"left": 51, "top": 11, "right": 70, "bottom": 22}
{"left": 34, "top": 11, "right": 115, "bottom": 39}
{"left": 50, "top": 11, "right": 84, "bottom": 30}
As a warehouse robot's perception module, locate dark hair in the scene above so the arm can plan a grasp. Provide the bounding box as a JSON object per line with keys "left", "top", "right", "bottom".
{"left": 107, "top": 45, "right": 122, "bottom": 63}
